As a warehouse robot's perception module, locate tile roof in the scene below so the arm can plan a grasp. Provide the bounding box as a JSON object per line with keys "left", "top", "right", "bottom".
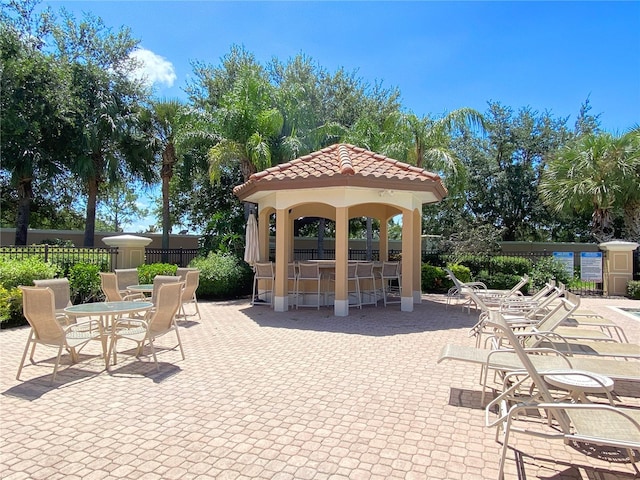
{"left": 233, "top": 143, "right": 448, "bottom": 200}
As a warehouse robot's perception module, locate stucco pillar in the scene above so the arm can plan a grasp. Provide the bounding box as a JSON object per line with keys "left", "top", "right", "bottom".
{"left": 102, "top": 235, "right": 152, "bottom": 269}
{"left": 400, "top": 209, "right": 414, "bottom": 312}
{"left": 258, "top": 209, "right": 270, "bottom": 262}
{"left": 334, "top": 207, "right": 350, "bottom": 316}
{"left": 273, "top": 208, "right": 290, "bottom": 311}
{"left": 600, "top": 241, "right": 639, "bottom": 296}
{"left": 412, "top": 208, "right": 422, "bottom": 304}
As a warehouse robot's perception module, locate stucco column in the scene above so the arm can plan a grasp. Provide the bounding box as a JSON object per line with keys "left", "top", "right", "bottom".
{"left": 412, "top": 208, "right": 422, "bottom": 304}
{"left": 379, "top": 219, "right": 389, "bottom": 261}
{"left": 400, "top": 209, "right": 414, "bottom": 312}
{"left": 102, "top": 235, "right": 152, "bottom": 269}
{"left": 334, "top": 206, "right": 350, "bottom": 316}
{"left": 600, "top": 241, "right": 639, "bottom": 296}
{"left": 273, "top": 208, "right": 290, "bottom": 311}
{"left": 258, "top": 209, "right": 270, "bottom": 262}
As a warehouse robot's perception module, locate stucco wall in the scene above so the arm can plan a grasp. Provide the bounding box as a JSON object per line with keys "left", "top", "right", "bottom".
{"left": 0, "top": 229, "right": 200, "bottom": 249}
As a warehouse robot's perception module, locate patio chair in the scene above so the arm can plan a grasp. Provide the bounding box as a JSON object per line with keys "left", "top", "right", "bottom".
{"left": 482, "top": 310, "right": 640, "bottom": 479}
{"left": 437, "top": 342, "right": 640, "bottom": 405}
{"left": 114, "top": 268, "right": 140, "bottom": 294}
{"left": 296, "top": 262, "right": 323, "bottom": 309}
{"left": 107, "top": 281, "right": 185, "bottom": 371}
{"left": 178, "top": 270, "right": 201, "bottom": 319}
{"left": 176, "top": 267, "right": 199, "bottom": 281}
{"left": 355, "top": 262, "right": 378, "bottom": 307}
{"left": 379, "top": 261, "right": 401, "bottom": 306}
{"left": 444, "top": 268, "right": 489, "bottom": 310}
{"left": 17, "top": 286, "right": 106, "bottom": 385}
{"left": 288, "top": 262, "right": 298, "bottom": 308}
{"left": 99, "top": 272, "right": 146, "bottom": 302}
{"left": 151, "top": 275, "right": 182, "bottom": 305}
{"left": 33, "top": 278, "right": 73, "bottom": 323}
{"left": 252, "top": 262, "right": 274, "bottom": 306}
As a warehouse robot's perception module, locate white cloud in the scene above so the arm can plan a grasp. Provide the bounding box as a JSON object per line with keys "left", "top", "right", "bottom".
{"left": 129, "top": 48, "right": 177, "bottom": 88}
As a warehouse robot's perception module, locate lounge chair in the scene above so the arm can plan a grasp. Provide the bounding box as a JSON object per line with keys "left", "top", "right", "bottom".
{"left": 482, "top": 311, "right": 640, "bottom": 479}
{"left": 445, "top": 268, "right": 527, "bottom": 312}
{"left": 437, "top": 343, "right": 640, "bottom": 404}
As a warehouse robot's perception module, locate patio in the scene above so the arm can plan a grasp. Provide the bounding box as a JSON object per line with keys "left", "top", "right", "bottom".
{"left": 1, "top": 294, "right": 639, "bottom": 479}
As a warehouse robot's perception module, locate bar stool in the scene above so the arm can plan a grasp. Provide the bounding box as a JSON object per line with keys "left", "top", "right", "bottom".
{"left": 288, "top": 262, "right": 298, "bottom": 309}
{"left": 356, "top": 262, "right": 378, "bottom": 307}
{"left": 252, "top": 262, "right": 274, "bottom": 306}
{"left": 296, "top": 262, "right": 323, "bottom": 309}
{"left": 379, "top": 261, "right": 401, "bottom": 306}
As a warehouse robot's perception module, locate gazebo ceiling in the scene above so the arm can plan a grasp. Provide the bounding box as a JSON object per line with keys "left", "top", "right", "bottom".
{"left": 233, "top": 143, "right": 448, "bottom": 205}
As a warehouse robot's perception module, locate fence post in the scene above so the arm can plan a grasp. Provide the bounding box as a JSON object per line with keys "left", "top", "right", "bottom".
{"left": 44, "top": 244, "right": 49, "bottom": 263}
{"left": 599, "top": 241, "right": 639, "bottom": 296}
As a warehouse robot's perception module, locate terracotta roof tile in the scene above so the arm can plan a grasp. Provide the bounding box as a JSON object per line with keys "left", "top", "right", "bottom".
{"left": 233, "top": 143, "right": 447, "bottom": 200}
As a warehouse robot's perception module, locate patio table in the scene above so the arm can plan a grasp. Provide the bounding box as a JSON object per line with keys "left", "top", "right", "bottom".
{"left": 126, "top": 284, "right": 153, "bottom": 296}
{"left": 64, "top": 301, "right": 153, "bottom": 329}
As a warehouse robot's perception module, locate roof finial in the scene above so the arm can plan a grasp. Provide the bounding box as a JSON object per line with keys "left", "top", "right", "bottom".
{"left": 338, "top": 144, "right": 355, "bottom": 175}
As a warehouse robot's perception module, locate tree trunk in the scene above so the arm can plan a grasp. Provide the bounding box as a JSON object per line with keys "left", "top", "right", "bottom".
{"left": 84, "top": 176, "right": 99, "bottom": 247}
{"left": 161, "top": 143, "right": 176, "bottom": 253}
{"left": 14, "top": 177, "right": 32, "bottom": 245}
{"left": 623, "top": 201, "right": 640, "bottom": 243}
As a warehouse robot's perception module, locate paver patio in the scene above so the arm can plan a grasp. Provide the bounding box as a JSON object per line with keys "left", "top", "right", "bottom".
{"left": 1, "top": 294, "right": 639, "bottom": 479}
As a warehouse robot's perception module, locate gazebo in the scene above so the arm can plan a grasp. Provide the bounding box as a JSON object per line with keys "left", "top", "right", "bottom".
{"left": 233, "top": 143, "right": 447, "bottom": 316}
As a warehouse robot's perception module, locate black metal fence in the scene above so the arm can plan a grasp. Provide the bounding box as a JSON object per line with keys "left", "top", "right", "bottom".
{"left": 144, "top": 248, "right": 200, "bottom": 267}
{"left": 0, "top": 245, "right": 199, "bottom": 270}
{"left": 0, "top": 245, "right": 118, "bottom": 271}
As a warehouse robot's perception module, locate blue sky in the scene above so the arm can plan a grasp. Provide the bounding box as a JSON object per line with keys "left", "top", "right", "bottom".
{"left": 40, "top": 1, "right": 640, "bottom": 232}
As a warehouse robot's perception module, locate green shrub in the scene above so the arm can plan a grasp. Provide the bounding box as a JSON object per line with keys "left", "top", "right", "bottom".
{"left": 190, "top": 252, "right": 252, "bottom": 299}
{"left": 447, "top": 264, "right": 472, "bottom": 284}
{"left": 68, "top": 263, "right": 102, "bottom": 304}
{"left": 488, "top": 256, "right": 532, "bottom": 276}
{"left": 421, "top": 264, "right": 448, "bottom": 292}
{"left": 529, "top": 256, "right": 572, "bottom": 290}
{"left": 138, "top": 263, "right": 177, "bottom": 284}
{"left": 0, "top": 285, "right": 24, "bottom": 328}
{"left": 0, "top": 257, "right": 58, "bottom": 289}
{"left": 627, "top": 281, "right": 640, "bottom": 300}
{"left": 475, "top": 272, "right": 529, "bottom": 294}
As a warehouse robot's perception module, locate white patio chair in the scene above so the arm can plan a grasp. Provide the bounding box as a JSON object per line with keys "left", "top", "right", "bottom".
{"left": 17, "top": 286, "right": 106, "bottom": 385}
{"left": 107, "top": 281, "right": 185, "bottom": 371}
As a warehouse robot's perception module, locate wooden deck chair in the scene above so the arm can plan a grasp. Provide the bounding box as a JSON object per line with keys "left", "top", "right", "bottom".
{"left": 483, "top": 311, "right": 640, "bottom": 479}
{"left": 108, "top": 282, "right": 185, "bottom": 371}
{"left": 17, "top": 286, "right": 106, "bottom": 385}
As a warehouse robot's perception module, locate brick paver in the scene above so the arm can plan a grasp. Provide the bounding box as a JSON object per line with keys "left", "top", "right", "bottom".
{"left": 1, "top": 294, "right": 639, "bottom": 479}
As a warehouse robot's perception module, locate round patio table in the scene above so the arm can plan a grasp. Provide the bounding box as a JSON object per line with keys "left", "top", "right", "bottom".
{"left": 64, "top": 301, "right": 153, "bottom": 328}
{"left": 126, "top": 284, "right": 153, "bottom": 295}
{"left": 543, "top": 370, "right": 615, "bottom": 404}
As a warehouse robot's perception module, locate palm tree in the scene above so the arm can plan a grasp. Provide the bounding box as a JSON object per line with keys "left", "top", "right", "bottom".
{"left": 140, "top": 99, "right": 184, "bottom": 250}
{"left": 403, "top": 108, "right": 485, "bottom": 192}
{"left": 539, "top": 129, "right": 640, "bottom": 242}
